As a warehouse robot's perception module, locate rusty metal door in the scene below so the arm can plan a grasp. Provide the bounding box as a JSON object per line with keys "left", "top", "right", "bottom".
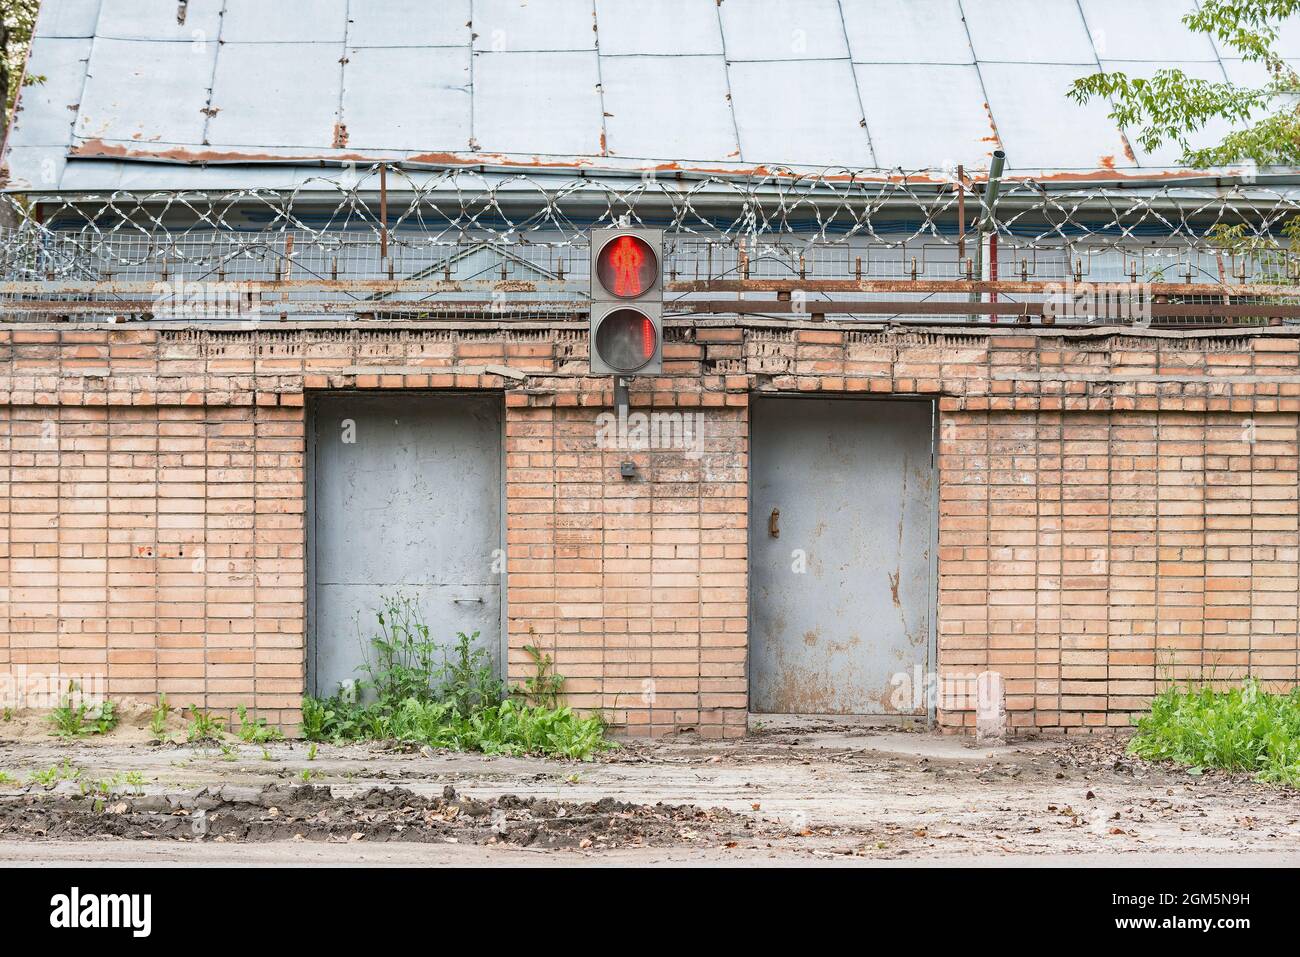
{"left": 749, "top": 397, "right": 934, "bottom": 715}
{"left": 307, "top": 393, "right": 503, "bottom": 697}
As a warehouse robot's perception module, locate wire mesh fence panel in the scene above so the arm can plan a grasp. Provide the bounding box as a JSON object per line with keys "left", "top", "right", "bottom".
{"left": 4, "top": 165, "right": 1300, "bottom": 324}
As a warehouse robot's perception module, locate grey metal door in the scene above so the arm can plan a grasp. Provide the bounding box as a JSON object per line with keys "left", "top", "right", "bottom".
{"left": 749, "top": 397, "right": 934, "bottom": 715}
{"left": 308, "top": 394, "right": 503, "bottom": 697}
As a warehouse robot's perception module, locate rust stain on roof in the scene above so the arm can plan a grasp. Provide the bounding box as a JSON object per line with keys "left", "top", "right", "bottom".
{"left": 980, "top": 102, "right": 1004, "bottom": 149}
{"left": 71, "top": 139, "right": 381, "bottom": 165}
{"left": 66, "top": 138, "right": 1237, "bottom": 187}
{"left": 1028, "top": 166, "right": 1207, "bottom": 183}
{"left": 406, "top": 149, "right": 603, "bottom": 171}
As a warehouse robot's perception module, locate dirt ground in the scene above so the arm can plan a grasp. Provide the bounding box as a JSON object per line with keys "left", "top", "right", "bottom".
{"left": 1, "top": 718, "right": 1298, "bottom": 867}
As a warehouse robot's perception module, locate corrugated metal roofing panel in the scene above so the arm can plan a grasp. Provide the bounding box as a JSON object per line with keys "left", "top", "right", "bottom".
{"left": 206, "top": 43, "right": 344, "bottom": 149}
{"left": 1269, "top": 16, "right": 1300, "bottom": 57}
{"left": 33, "top": 0, "right": 101, "bottom": 38}
{"left": 729, "top": 59, "right": 873, "bottom": 167}
{"left": 1218, "top": 56, "right": 1300, "bottom": 88}
{"left": 222, "top": 0, "right": 349, "bottom": 43}
{"left": 472, "top": 0, "right": 596, "bottom": 52}
{"left": 842, "top": 0, "right": 972, "bottom": 64}
{"left": 6, "top": 145, "right": 73, "bottom": 190}
{"left": 962, "top": 0, "right": 1097, "bottom": 64}
{"left": 8, "top": 0, "right": 1300, "bottom": 192}
{"left": 9, "top": 37, "right": 90, "bottom": 147}
{"left": 348, "top": 0, "right": 471, "bottom": 47}
{"left": 602, "top": 55, "right": 737, "bottom": 161}
{"left": 41, "top": 153, "right": 119, "bottom": 190}
{"left": 979, "top": 61, "right": 1132, "bottom": 171}
{"left": 106, "top": 160, "right": 372, "bottom": 192}
{"left": 473, "top": 51, "right": 602, "bottom": 156}
{"left": 51, "top": 157, "right": 373, "bottom": 192}
{"left": 718, "top": 0, "right": 849, "bottom": 61}
{"left": 75, "top": 37, "right": 217, "bottom": 146}
{"left": 594, "top": 0, "right": 722, "bottom": 55}
{"left": 343, "top": 47, "right": 471, "bottom": 152}
{"left": 6, "top": 1, "right": 98, "bottom": 190}
{"left": 96, "top": 0, "right": 224, "bottom": 42}
{"left": 855, "top": 63, "right": 994, "bottom": 169}
{"left": 1078, "top": 0, "right": 1218, "bottom": 61}
{"left": 1220, "top": 57, "right": 1268, "bottom": 87}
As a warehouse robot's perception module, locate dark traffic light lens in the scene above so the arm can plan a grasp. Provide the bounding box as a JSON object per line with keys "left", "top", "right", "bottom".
{"left": 595, "top": 234, "right": 658, "bottom": 298}
{"left": 594, "top": 308, "right": 657, "bottom": 372}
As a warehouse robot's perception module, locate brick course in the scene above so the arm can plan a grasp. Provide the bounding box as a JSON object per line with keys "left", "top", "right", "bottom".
{"left": 1, "top": 322, "right": 1297, "bottom": 736}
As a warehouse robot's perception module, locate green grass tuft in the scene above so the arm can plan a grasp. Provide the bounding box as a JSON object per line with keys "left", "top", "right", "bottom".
{"left": 236, "top": 705, "right": 284, "bottom": 744}
{"left": 301, "top": 593, "right": 614, "bottom": 760}
{"left": 303, "top": 695, "right": 612, "bottom": 761}
{"left": 1128, "top": 678, "right": 1300, "bottom": 787}
{"left": 48, "top": 683, "right": 117, "bottom": 738}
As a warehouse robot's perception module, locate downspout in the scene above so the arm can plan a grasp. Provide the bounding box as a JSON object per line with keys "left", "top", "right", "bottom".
{"left": 975, "top": 150, "right": 1006, "bottom": 320}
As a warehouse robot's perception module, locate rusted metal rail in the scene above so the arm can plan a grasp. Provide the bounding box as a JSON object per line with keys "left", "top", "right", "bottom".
{"left": 5, "top": 294, "right": 1297, "bottom": 322}
{"left": 5, "top": 277, "right": 1300, "bottom": 298}
{"left": 0, "top": 279, "right": 568, "bottom": 295}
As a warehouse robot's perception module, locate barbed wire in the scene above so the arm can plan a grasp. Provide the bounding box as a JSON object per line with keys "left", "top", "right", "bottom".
{"left": 3, "top": 165, "right": 1300, "bottom": 322}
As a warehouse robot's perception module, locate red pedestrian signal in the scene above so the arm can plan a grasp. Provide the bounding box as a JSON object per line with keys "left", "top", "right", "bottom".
{"left": 589, "top": 228, "right": 663, "bottom": 376}
{"left": 595, "top": 234, "right": 658, "bottom": 298}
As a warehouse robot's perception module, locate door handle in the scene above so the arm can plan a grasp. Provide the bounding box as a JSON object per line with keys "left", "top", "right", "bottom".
{"left": 768, "top": 507, "right": 780, "bottom": 538}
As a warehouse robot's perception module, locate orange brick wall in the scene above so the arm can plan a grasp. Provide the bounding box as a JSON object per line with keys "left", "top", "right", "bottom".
{"left": 504, "top": 403, "right": 749, "bottom": 737}
{"left": 2, "top": 402, "right": 307, "bottom": 727}
{"left": 1, "top": 323, "right": 1298, "bottom": 737}
{"left": 938, "top": 408, "right": 1300, "bottom": 733}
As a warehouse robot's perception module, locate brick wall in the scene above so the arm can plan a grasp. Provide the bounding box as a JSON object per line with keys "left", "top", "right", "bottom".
{"left": 938, "top": 407, "right": 1299, "bottom": 733}
{"left": 1, "top": 323, "right": 1297, "bottom": 736}
{"left": 504, "top": 402, "right": 748, "bottom": 738}
{"left": 3, "top": 399, "right": 306, "bottom": 727}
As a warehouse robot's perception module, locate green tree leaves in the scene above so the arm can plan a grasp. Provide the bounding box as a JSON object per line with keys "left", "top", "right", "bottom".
{"left": 1070, "top": 0, "right": 1300, "bottom": 167}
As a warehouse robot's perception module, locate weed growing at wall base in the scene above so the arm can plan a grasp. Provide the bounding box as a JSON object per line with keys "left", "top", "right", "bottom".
{"left": 148, "top": 693, "right": 171, "bottom": 740}
{"left": 302, "top": 594, "right": 613, "bottom": 760}
{"left": 185, "top": 706, "right": 225, "bottom": 743}
{"left": 236, "top": 705, "right": 284, "bottom": 744}
{"left": 1128, "top": 679, "right": 1300, "bottom": 786}
{"left": 48, "top": 683, "right": 117, "bottom": 738}
{"left": 304, "top": 696, "right": 610, "bottom": 761}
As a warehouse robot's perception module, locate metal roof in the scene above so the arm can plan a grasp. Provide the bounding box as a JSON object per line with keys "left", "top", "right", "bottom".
{"left": 5, "top": 0, "right": 1299, "bottom": 192}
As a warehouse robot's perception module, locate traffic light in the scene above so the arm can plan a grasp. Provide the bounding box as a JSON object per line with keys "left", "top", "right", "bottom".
{"left": 589, "top": 227, "right": 663, "bottom": 375}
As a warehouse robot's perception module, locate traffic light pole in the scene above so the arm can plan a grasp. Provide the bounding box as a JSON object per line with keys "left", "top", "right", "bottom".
{"left": 614, "top": 375, "right": 630, "bottom": 416}
{"left": 614, "top": 376, "right": 637, "bottom": 479}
